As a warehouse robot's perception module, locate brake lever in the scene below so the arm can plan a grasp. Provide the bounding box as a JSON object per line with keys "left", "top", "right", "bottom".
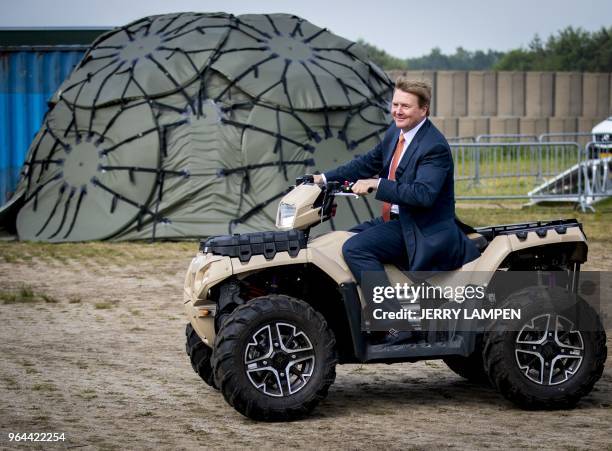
{"left": 339, "top": 182, "right": 374, "bottom": 196}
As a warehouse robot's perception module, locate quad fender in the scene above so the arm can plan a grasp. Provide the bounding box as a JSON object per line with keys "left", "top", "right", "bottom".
{"left": 306, "top": 231, "right": 356, "bottom": 285}
{"left": 225, "top": 230, "right": 355, "bottom": 284}
{"left": 471, "top": 226, "right": 587, "bottom": 273}
{"left": 231, "top": 249, "right": 309, "bottom": 275}
{"left": 424, "top": 226, "right": 588, "bottom": 290}
{"left": 185, "top": 253, "right": 232, "bottom": 303}
{"left": 186, "top": 229, "right": 355, "bottom": 302}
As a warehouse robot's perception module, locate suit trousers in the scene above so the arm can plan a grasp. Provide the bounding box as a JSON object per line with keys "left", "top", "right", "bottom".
{"left": 342, "top": 216, "right": 408, "bottom": 317}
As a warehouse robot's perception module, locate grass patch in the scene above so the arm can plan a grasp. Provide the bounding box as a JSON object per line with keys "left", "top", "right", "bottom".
{"left": 63, "top": 417, "right": 82, "bottom": 424}
{"left": 0, "top": 241, "right": 196, "bottom": 264}
{"left": 32, "top": 382, "right": 58, "bottom": 392}
{"left": 17, "top": 285, "right": 33, "bottom": 299}
{"left": 41, "top": 294, "right": 59, "bottom": 304}
{"left": 0, "top": 286, "right": 39, "bottom": 304}
{"left": 77, "top": 389, "right": 98, "bottom": 400}
{"left": 94, "top": 301, "right": 116, "bottom": 310}
{"left": 2, "top": 375, "right": 19, "bottom": 389}
{"left": 0, "top": 286, "right": 61, "bottom": 305}
{"left": 31, "top": 415, "right": 50, "bottom": 423}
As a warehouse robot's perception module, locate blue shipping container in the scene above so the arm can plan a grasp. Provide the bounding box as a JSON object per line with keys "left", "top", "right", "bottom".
{"left": 0, "top": 48, "right": 86, "bottom": 205}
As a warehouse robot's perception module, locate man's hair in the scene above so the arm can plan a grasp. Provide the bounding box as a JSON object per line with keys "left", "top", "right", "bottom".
{"left": 394, "top": 78, "right": 432, "bottom": 116}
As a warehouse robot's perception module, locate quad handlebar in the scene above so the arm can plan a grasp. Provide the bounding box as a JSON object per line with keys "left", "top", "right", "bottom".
{"left": 296, "top": 175, "right": 373, "bottom": 195}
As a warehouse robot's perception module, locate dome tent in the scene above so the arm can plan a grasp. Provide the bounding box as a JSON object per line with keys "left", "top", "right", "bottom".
{"left": 4, "top": 12, "right": 393, "bottom": 242}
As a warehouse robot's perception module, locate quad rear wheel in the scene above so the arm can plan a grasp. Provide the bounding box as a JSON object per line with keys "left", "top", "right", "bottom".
{"left": 484, "top": 288, "right": 606, "bottom": 409}
{"left": 443, "top": 345, "right": 489, "bottom": 384}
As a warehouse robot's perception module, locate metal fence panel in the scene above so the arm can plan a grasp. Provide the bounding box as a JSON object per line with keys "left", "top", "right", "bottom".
{"left": 450, "top": 142, "right": 583, "bottom": 202}
{"left": 580, "top": 142, "right": 612, "bottom": 207}
{"left": 475, "top": 134, "right": 538, "bottom": 143}
{"left": 450, "top": 139, "right": 612, "bottom": 211}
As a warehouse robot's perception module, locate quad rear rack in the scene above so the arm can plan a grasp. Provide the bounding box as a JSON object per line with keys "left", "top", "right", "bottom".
{"left": 476, "top": 218, "right": 583, "bottom": 241}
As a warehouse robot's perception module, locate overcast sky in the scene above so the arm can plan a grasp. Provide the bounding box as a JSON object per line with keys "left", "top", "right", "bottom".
{"left": 1, "top": 0, "right": 610, "bottom": 58}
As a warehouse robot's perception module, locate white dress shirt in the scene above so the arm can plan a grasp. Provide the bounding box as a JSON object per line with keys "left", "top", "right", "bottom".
{"left": 386, "top": 117, "right": 427, "bottom": 214}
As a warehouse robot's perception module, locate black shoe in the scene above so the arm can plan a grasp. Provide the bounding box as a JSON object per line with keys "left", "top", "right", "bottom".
{"left": 370, "top": 330, "right": 414, "bottom": 346}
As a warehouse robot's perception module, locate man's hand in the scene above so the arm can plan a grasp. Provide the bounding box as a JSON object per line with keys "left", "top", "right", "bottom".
{"left": 352, "top": 179, "right": 378, "bottom": 195}
{"left": 313, "top": 174, "right": 324, "bottom": 186}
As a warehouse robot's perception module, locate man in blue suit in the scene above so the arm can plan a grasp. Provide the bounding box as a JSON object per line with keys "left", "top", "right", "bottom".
{"left": 314, "top": 78, "right": 479, "bottom": 344}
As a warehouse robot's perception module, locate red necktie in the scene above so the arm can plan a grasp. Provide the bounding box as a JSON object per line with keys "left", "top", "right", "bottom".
{"left": 382, "top": 133, "right": 405, "bottom": 222}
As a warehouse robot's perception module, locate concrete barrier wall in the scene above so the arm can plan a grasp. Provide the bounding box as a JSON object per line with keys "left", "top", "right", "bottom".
{"left": 458, "top": 117, "right": 489, "bottom": 137}
{"left": 549, "top": 117, "right": 578, "bottom": 134}
{"left": 526, "top": 72, "right": 554, "bottom": 117}
{"left": 582, "top": 73, "right": 610, "bottom": 118}
{"left": 489, "top": 117, "right": 520, "bottom": 135}
{"left": 430, "top": 117, "right": 458, "bottom": 138}
{"left": 436, "top": 71, "right": 467, "bottom": 117}
{"left": 519, "top": 117, "right": 548, "bottom": 136}
{"left": 555, "top": 72, "right": 582, "bottom": 117}
{"left": 468, "top": 71, "right": 496, "bottom": 116}
{"left": 497, "top": 72, "right": 525, "bottom": 116}
{"left": 386, "top": 70, "right": 612, "bottom": 137}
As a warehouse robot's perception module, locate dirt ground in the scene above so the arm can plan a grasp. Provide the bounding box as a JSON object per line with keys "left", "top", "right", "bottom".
{"left": 0, "top": 241, "right": 610, "bottom": 450}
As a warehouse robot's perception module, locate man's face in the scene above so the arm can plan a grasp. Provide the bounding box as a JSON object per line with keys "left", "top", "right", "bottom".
{"left": 391, "top": 89, "right": 428, "bottom": 131}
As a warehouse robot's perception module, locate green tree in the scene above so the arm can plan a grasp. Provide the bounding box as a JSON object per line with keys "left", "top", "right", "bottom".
{"left": 356, "top": 38, "right": 407, "bottom": 70}
{"left": 493, "top": 49, "right": 536, "bottom": 71}
{"left": 494, "top": 26, "right": 612, "bottom": 71}
{"left": 358, "top": 26, "right": 612, "bottom": 72}
{"left": 405, "top": 47, "right": 504, "bottom": 70}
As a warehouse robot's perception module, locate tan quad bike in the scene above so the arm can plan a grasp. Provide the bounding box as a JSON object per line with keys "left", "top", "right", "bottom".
{"left": 183, "top": 175, "right": 607, "bottom": 421}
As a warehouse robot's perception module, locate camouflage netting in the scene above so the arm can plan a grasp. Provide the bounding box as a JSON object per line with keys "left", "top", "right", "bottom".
{"left": 4, "top": 12, "right": 393, "bottom": 242}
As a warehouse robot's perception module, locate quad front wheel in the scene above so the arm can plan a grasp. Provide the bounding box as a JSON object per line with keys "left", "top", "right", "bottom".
{"left": 185, "top": 323, "right": 218, "bottom": 389}
{"left": 212, "top": 295, "right": 337, "bottom": 421}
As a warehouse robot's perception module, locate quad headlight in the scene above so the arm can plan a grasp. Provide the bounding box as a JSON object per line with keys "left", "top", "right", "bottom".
{"left": 277, "top": 202, "right": 296, "bottom": 229}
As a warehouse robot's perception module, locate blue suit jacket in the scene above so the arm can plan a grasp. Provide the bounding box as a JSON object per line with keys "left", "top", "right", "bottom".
{"left": 325, "top": 119, "right": 480, "bottom": 271}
